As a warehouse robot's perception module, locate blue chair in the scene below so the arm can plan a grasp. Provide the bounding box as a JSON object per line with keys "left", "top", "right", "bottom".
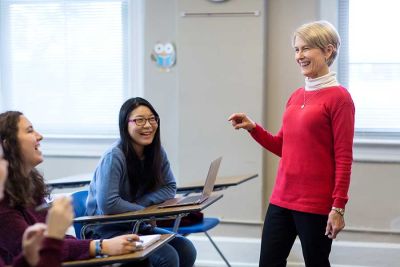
{"left": 161, "top": 217, "right": 231, "bottom": 267}
{"left": 70, "top": 190, "right": 148, "bottom": 239}
{"left": 71, "top": 190, "right": 89, "bottom": 239}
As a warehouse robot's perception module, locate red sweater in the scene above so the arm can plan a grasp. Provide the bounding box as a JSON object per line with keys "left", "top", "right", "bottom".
{"left": 0, "top": 198, "right": 91, "bottom": 265}
{"left": 0, "top": 238, "right": 63, "bottom": 267}
{"left": 251, "top": 86, "right": 354, "bottom": 215}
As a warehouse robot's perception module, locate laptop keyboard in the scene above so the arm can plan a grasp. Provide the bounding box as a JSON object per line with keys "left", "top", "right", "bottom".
{"left": 177, "top": 195, "right": 202, "bottom": 204}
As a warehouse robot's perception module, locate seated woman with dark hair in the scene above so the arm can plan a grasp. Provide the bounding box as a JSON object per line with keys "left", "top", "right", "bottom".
{"left": 86, "top": 97, "right": 197, "bottom": 267}
{"left": 0, "top": 111, "right": 145, "bottom": 266}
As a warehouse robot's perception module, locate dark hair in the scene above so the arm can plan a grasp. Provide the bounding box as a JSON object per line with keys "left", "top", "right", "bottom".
{"left": 119, "top": 97, "right": 163, "bottom": 196}
{"left": 0, "top": 111, "right": 48, "bottom": 207}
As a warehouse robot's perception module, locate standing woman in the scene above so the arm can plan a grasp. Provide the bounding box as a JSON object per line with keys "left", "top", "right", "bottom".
{"left": 86, "top": 97, "right": 197, "bottom": 267}
{"left": 0, "top": 111, "right": 142, "bottom": 266}
{"left": 229, "top": 21, "right": 355, "bottom": 266}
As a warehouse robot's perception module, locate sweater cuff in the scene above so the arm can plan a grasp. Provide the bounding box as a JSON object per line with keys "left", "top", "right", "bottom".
{"left": 63, "top": 237, "right": 92, "bottom": 261}
{"left": 249, "top": 123, "right": 261, "bottom": 135}
{"left": 332, "top": 198, "right": 347, "bottom": 209}
{"left": 42, "top": 237, "right": 64, "bottom": 250}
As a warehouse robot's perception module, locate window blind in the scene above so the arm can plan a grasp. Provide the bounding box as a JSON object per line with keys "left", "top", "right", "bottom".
{"left": 339, "top": 0, "right": 400, "bottom": 133}
{"left": 0, "top": 0, "right": 135, "bottom": 136}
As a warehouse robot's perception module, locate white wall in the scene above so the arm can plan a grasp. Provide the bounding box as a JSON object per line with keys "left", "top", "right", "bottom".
{"left": 139, "top": 0, "right": 264, "bottom": 223}
{"left": 175, "top": 0, "right": 264, "bottom": 222}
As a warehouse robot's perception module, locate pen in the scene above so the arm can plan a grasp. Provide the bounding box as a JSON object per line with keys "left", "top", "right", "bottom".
{"left": 127, "top": 237, "right": 143, "bottom": 243}
{"left": 35, "top": 202, "right": 52, "bottom": 212}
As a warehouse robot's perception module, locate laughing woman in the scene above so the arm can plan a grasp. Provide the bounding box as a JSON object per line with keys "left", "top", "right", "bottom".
{"left": 229, "top": 21, "right": 355, "bottom": 266}
{"left": 1, "top": 137, "right": 75, "bottom": 267}
{"left": 0, "top": 111, "right": 143, "bottom": 266}
{"left": 86, "top": 97, "right": 197, "bottom": 267}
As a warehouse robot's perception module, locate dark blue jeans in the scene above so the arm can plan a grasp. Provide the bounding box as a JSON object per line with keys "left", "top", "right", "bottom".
{"left": 143, "top": 226, "right": 197, "bottom": 267}
{"left": 259, "top": 204, "right": 332, "bottom": 267}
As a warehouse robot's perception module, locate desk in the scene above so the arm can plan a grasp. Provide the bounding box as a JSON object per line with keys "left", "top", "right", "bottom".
{"left": 75, "top": 194, "right": 223, "bottom": 224}
{"left": 47, "top": 173, "right": 258, "bottom": 192}
{"left": 46, "top": 173, "right": 92, "bottom": 189}
{"left": 75, "top": 194, "right": 223, "bottom": 237}
{"left": 62, "top": 234, "right": 175, "bottom": 267}
{"left": 177, "top": 174, "right": 258, "bottom": 194}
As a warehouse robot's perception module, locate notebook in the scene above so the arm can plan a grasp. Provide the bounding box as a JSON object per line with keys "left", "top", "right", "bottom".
{"left": 158, "top": 156, "right": 222, "bottom": 209}
{"left": 134, "top": 234, "right": 161, "bottom": 250}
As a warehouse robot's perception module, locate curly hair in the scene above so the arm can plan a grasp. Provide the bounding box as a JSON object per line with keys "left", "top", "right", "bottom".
{"left": 0, "top": 111, "right": 48, "bottom": 207}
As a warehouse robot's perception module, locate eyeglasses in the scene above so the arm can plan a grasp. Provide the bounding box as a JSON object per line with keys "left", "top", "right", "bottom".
{"left": 128, "top": 116, "right": 159, "bottom": 127}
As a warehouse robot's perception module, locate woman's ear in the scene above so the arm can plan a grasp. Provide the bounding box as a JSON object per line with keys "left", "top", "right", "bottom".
{"left": 324, "top": 44, "right": 334, "bottom": 59}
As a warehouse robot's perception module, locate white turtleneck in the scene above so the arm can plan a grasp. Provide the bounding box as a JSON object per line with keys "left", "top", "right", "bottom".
{"left": 305, "top": 72, "right": 340, "bottom": 91}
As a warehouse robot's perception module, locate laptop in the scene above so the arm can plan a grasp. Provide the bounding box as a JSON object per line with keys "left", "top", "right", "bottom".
{"left": 158, "top": 156, "right": 222, "bottom": 208}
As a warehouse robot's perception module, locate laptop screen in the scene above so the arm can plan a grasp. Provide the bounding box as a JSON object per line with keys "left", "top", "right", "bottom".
{"left": 201, "top": 157, "right": 222, "bottom": 197}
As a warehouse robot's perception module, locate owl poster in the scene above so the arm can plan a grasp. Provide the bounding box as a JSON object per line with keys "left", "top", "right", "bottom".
{"left": 151, "top": 42, "right": 176, "bottom": 72}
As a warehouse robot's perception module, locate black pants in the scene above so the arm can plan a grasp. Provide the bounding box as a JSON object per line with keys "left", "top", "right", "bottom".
{"left": 120, "top": 259, "right": 151, "bottom": 267}
{"left": 259, "top": 204, "right": 332, "bottom": 267}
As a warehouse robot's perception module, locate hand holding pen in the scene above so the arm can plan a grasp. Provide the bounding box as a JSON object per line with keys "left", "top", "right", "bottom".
{"left": 127, "top": 236, "right": 144, "bottom": 249}
{"left": 100, "top": 234, "right": 141, "bottom": 255}
{"left": 46, "top": 196, "right": 74, "bottom": 240}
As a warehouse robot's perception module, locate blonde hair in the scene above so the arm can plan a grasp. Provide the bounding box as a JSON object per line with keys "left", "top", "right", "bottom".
{"left": 293, "top": 20, "right": 341, "bottom": 66}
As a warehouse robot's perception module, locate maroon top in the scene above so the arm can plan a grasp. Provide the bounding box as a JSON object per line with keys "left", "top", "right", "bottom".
{"left": 0, "top": 198, "right": 91, "bottom": 265}
{"left": 0, "top": 238, "right": 63, "bottom": 267}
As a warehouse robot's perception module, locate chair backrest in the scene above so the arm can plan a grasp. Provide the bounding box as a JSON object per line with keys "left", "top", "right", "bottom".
{"left": 71, "top": 190, "right": 88, "bottom": 239}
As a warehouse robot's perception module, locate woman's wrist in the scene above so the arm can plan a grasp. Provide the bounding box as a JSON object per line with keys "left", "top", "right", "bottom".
{"left": 331, "top": 207, "right": 345, "bottom": 216}
{"left": 247, "top": 122, "right": 256, "bottom": 132}
{"left": 91, "top": 239, "right": 107, "bottom": 257}
{"left": 100, "top": 239, "right": 109, "bottom": 255}
{"left": 89, "top": 240, "right": 98, "bottom": 257}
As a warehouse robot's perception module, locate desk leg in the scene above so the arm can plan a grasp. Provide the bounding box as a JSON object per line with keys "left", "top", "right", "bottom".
{"left": 132, "top": 220, "right": 144, "bottom": 234}
{"left": 80, "top": 224, "right": 90, "bottom": 239}
{"left": 172, "top": 214, "right": 185, "bottom": 233}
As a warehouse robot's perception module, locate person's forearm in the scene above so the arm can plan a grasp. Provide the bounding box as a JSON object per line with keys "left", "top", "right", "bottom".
{"left": 250, "top": 124, "right": 283, "bottom": 156}
{"left": 89, "top": 240, "right": 96, "bottom": 257}
{"left": 89, "top": 239, "right": 112, "bottom": 257}
{"left": 135, "top": 183, "right": 176, "bottom": 206}
{"left": 36, "top": 238, "right": 63, "bottom": 267}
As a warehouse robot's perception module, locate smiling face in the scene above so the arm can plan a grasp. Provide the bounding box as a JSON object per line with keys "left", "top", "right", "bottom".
{"left": 0, "top": 155, "right": 7, "bottom": 200}
{"left": 294, "top": 36, "right": 332, "bottom": 79}
{"left": 17, "top": 115, "right": 43, "bottom": 174}
{"left": 127, "top": 105, "right": 158, "bottom": 158}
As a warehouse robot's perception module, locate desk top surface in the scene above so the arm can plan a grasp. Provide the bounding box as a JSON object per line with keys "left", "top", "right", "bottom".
{"left": 47, "top": 173, "right": 258, "bottom": 192}
{"left": 74, "top": 194, "right": 223, "bottom": 224}
{"left": 178, "top": 173, "right": 258, "bottom": 193}
{"left": 62, "top": 234, "right": 175, "bottom": 267}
